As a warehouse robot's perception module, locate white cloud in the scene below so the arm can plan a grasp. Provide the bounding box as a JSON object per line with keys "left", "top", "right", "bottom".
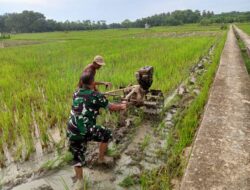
{"left": 0, "top": 0, "right": 66, "bottom": 6}
{"left": 0, "top": 0, "right": 44, "bottom": 4}
{"left": 0, "top": 0, "right": 249, "bottom": 22}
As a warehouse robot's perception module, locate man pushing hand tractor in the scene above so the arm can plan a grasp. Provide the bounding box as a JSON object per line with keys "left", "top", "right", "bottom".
{"left": 78, "top": 55, "right": 112, "bottom": 91}
{"left": 67, "top": 55, "right": 163, "bottom": 190}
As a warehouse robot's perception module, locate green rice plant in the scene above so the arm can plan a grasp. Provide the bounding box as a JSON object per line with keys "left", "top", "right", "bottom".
{"left": 139, "top": 134, "right": 151, "bottom": 151}
{"left": 237, "top": 23, "right": 250, "bottom": 35}
{"left": 83, "top": 176, "right": 89, "bottom": 190}
{"left": 107, "top": 143, "right": 120, "bottom": 158}
{"left": 41, "top": 151, "right": 73, "bottom": 170}
{"left": 140, "top": 168, "right": 170, "bottom": 190}
{"left": 0, "top": 176, "right": 3, "bottom": 190}
{"left": 0, "top": 24, "right": 224, "bottom": 163}
{"left": 140, "top": 31, "right": 227, "bottom": 190}
{"left": 13, "top": 143, "right": 23, "bottom": 161}
{"left": 96, "top": 109, "right": 119, "bottom": 129}
{"left": 60, "top": 177, "right": 70, "bottom": 190}
{"left": 18, "top": 111, "right": 35, "bottom": 160}
{"left": 132, "top": 109, "right": 145, "bottom": 127}
{"left": 119, "top": 175, "right": 136, "bottom": 188}
{"left": 59, "top": 176, "right": 89, "bottom": 190}
{"left": 236, "top": 36, "right": 250, "bottom": 74}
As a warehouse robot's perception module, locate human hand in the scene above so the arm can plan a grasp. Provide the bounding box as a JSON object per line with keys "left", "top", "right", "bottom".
{"left": 105, "top": 82, "right": 112, "bottom": 89}
{"left": 121, "top": 100, "right": 128, "bottom": 104}
{"left": 120, "top": 102, "right": 127, "bottom": 110}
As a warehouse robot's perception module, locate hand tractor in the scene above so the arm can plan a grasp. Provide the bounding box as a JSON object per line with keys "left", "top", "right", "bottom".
{"left": 103, "top": 66, "right": 164, "bottom": 116}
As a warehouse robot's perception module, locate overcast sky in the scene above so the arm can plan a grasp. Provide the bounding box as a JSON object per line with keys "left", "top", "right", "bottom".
{"left": 0, "top": 0, "right": 249, "bottom": 23}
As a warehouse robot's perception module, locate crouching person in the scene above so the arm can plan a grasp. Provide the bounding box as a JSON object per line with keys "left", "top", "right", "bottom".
{"left": 67, "top": 74, "right": 126, "bottom": 190}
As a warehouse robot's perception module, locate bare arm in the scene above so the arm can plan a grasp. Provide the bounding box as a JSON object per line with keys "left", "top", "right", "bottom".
{"left": 108, "top": 102, "right": 127, "bottom": 111}
{"left": 94, "top": 81, "right": 112, "bottom": 88}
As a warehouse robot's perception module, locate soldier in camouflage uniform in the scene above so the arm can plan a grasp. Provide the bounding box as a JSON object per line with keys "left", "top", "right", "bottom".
{"left": 67, "top": 74, "right": 126, "bottom": 190}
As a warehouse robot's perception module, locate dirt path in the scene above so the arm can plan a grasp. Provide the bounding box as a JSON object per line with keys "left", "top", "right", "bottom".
{"left": 180, "top": 26, "right": 250, "bottom": 189}
{"left": 0, "top": 40, "right": 43, "bottom": 48}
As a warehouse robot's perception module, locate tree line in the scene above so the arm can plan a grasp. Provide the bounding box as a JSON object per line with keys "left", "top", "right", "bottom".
{"left": 0, "top": 10, "right": 250, "bottom": 33}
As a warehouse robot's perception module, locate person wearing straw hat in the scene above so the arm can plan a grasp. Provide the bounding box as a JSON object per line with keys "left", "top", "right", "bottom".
{"left": 79, "top": 55, "right": 112, "bottom": 91}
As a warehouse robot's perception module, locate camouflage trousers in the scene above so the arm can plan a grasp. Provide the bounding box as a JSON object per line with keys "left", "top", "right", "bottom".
{"left": 69, "top": 125, "right": 112, "bottom": 167}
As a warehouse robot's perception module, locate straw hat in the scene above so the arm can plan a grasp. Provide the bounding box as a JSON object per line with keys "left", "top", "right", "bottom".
{"left": 93, "top": 55, "right": 105, "bottom": 66}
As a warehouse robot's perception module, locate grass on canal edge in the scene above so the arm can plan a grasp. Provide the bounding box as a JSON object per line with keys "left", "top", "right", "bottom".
{"left": 139, "top": 32, "right": 227, "bottom": 190}
{"left": 236, "top": 37, "right": 250, "bottom": 74}
{"left": 236, "top": 23, "right": 250, "bottom": 73}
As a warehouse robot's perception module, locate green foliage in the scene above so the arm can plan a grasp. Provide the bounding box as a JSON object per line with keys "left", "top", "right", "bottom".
{"left": 119, "top": 175, "right": 136, "bottom": 188}
{"left": 238, "top": 23, "right": 250, "bottom": 35}
{"left": 60, "top": 176, "right": 89, "bottom": 190}
{"left": 140, "top": 31, "right": 226, "bottom": 190}
{"left": 41, "top": 151, "right": 73, "bottom": 170}
{"left": 0, "top": 10, "right": 250, "bottom": 33}
{"left": 135, "top": 10, "right": 201, "bottom": 27}
{"left": 139, "top": 135, "right": 151, "bottom": 151}
{"left": 140, "top": 168, "right": 170, "bottom": 190}
{"left": 200, "top": 18, "right": 212, "bottom": 26}
{"left": 107, "top": 143, "right": 120, "bottom": 158}
{"left": 236, "top": 31, "right": 250, "bottom": 74}
{"left": 220, "top": 23, "right": 228, "bottom": 30}
{"left": 60, "top": 177, "right": 70, "bottom": 190}
{"left": 0, "top": 33, "right": 10, "bottom": 40}
{"left": 0, "top": 25, "right": 223, "bottom": 163}
{"left": 167, "top": 32, "right": 226, "bottom": 177}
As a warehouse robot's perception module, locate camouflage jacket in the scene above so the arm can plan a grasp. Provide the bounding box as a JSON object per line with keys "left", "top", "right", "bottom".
{"left": 67, "top": 88, "right": 109, "bottom": 141}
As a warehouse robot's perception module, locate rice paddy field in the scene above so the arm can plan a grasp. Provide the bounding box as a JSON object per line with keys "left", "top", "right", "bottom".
{"left": 237, "top": 23, "right": 250, "bottom": 35}
{"left": 0, "top": 24, "right": 225, "bottom": 167}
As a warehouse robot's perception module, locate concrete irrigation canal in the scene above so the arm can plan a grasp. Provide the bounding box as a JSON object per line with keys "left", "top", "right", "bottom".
{"left": 181, "top": 26, "right": 250, "bottom": 190}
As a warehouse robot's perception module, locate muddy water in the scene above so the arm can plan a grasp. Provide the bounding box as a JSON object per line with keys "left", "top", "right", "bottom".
{"left": 0, "top": 152, "right": 55, "bottom": 189}
{"left": 113, "top": 122, "right": 166, "bottom": 188}
{"left": 0, "top": 127, "right": 63, "bottom": 190}
{"left": 11, "top": 122, "right": 167, "bottom": 190}
{"left": 2, "top": 44, "right": 216, "bottom": 190}
{"left": 3, "top": 90, "right": 177, "bottom": 190}
{"left": 12, "top": 166, "right": 114, "bottom": 190}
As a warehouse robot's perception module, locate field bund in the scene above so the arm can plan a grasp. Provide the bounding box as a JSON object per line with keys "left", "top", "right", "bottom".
{"left": 234, "top": 25, "right": 250, "bottom": 57}
{"left": 180, "top": 26, "right": 250, "bottom": 189}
